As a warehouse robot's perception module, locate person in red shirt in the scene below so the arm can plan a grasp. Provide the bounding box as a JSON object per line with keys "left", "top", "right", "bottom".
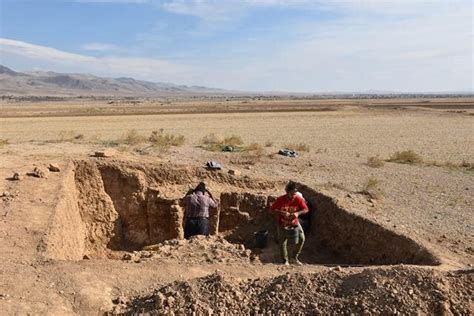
{"left": 270, "top": 181, "right": 309, "bottom": 265}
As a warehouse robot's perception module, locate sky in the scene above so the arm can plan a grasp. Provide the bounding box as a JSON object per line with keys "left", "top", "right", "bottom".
{"left": 0, "top": 0, "right": 472, "bottom": 92}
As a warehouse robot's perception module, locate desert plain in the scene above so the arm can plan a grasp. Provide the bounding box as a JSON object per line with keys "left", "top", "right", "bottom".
{"left": 0, "top": 96, "right": 473, "bottom": 315}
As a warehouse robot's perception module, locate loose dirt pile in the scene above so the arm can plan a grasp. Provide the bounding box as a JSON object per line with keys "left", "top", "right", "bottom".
{"left": 113, "top": 267, "right": 473, "bottom": 315}
{"left": 120, "top": 235, "right": 257, "bottom": 264}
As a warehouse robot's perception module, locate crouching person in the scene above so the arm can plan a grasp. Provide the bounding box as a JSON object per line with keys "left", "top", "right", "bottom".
{"left": 183, "top": 182, "right": 217, "bottom": 239}
{"left": 270, "top": 181, "right": 308, "bottom": 265}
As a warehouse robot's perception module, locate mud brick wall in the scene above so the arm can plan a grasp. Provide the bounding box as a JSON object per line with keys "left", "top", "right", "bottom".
{"left": 219, "top": 192, "right": 275, "bottom": 246}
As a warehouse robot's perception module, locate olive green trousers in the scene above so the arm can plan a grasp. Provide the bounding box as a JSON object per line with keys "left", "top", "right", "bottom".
{"left": 277, "top": 223, "right": 305, "bottom": 261}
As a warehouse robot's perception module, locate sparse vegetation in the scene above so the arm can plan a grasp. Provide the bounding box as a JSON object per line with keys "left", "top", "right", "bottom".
{"left": 367, "top": 156, "right": 384, "bottom": 168}
{"left": 460, "top": 160, "right": 474, "bottom": 171}
{"left": 148, "top": 130, "right": 185, "bottom": 149}
{"left": 222, "top": 135, "right": 244, "bottom": 147}
{"left": 123, "top": 129, "right": 146, "bottom": 145}
{"left": 200, "top": 134, "right": 245, "bottom": 152}
{"left": 201, "top": 133, "right": 220, "bottom": 146}
{"left": 0, "top": 138, "right": 9, "bottom": 147}
{"left": 245, "top": 142, "right": 263, "bottom": 152}
{"left": 425, "top": 160, "right": 474, "bottom": 172}
{"left": 321, "top": 181, "right": 349, "bottom": 191}
{"left": 386, "top": 150, "right": 423, "bottom": 164}
{"left": 44, "top": 130, "right": 85, "bottom": 143}
{"left": 283, "top": 142, "right": 310, "bottom": 152}
{"left": 241, "top": 143, "right": 265, "bottom": 164}
{"left": 265, "top": 140, "right": 274, "bottom": 147}
{"left": 100, "top": 140, "right": 120, "bottom": 147}
{"left": 359, "top": 177, "right": 383, "bottom": 199}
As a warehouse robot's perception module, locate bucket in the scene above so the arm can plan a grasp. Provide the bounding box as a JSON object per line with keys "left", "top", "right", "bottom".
{"left": 254, "top": 230, "right": 268, "bottom": 248}
{"left": 285, "top": 226, "right": 299, "bottom": 245}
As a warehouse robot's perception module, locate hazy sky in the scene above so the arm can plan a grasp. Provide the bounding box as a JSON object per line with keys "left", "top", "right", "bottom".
{"left": 0, "top": 0, "right": 472, "bottom": 92}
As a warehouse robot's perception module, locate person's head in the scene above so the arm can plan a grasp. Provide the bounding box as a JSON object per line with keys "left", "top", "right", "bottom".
{"left": 285, "top": 181, "right": 298, "bottom": 199}
{"left": 195, "top": 181, "right": 206, "bottom": 193}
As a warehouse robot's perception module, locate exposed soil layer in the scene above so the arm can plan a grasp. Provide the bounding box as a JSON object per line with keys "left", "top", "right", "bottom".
{"left": 44, "top": 159, "right": 440, "bottom": 266}
{"left": 113, "top": 267, "right": 474, "bottom": 315}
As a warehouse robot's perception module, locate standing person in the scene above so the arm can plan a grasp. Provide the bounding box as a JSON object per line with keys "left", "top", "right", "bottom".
{"left": 182, "top": 182, "right": 217, "bottom": 239}
{"left": 270, "top": 181, "right": 309, "bottom": 265}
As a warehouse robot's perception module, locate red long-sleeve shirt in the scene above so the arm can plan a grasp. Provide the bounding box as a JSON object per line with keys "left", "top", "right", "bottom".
{"left": 270, "top": 194, "right": 308, "bottom": 227}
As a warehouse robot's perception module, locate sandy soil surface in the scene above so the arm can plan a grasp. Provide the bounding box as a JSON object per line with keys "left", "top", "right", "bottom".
{"left": 0, "top": 98, "right": 473, "bottom": 315}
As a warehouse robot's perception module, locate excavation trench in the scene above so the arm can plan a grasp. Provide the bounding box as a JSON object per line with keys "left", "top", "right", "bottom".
{"left": 44, "top": 160, "right": 441, "bottom": 266}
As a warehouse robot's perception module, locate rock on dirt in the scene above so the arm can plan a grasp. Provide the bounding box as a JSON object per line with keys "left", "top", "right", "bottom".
{"left": 48, "top": 163, "right": 60, "bottom": 172}
{"left": 228, "top": 169, "right": 241, "bottom": 176}
{"left": 31, "top": 166, "right": 47, "bottom": 178}
{"left": 11, "top": 172, "right": 22, "bottom": 180}
{"left": 94, "top": 149, "right": 116, "bottom": 158}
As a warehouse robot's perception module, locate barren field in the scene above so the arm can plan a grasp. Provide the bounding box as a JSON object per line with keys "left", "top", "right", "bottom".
{"left": 0, "top": 98, "right": 473, "bottom": 315}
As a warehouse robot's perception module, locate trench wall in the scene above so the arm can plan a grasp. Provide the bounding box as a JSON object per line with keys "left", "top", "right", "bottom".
{"left": 298, "top": 184, "right": 441, "bottom": 265}
{"left": 43, "top": 160, "right": 441, "bottom": 266}
{"left": 43, "top": 161, "right": 85, "bottom": 260}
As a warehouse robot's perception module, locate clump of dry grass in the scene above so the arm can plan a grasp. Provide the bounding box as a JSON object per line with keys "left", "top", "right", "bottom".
{"left": 100, "top": 140, "right": 120, "bottom": 147}
{"left": 44, "top": 130, "right": 85, "bottom": 143}
{"left": 321, "top": 181, "right": 349, "bottom": 191}
{"left": 200, "top": 134, "right": 244, "bottom": 152}
{"left": 222, "top": 135, "right": 244, "bottom": 147}
{"left": 123, "top": 129, "right": 146, "bottom": 145}
{"left": 359, "top": 177, "right": 383, "bottom": 199}
{"left": 426, "top": 160, "right": 474, "bottom": 172}
{"left": 201, "top": 133, "right": 220, "bottom": 146}
{"left": 245, "top": 142, "right": 263, "bottom": 152}
{"left": 264, "top": 140, "right": 274, "bottom": 147}
{"left": 460, "top": 160, "right": 474, "bottom": 171}
{"left": 367, "top": 155, "right": 384, "bottom": 168}
{"left": 386, "top": 150, "right": 423, "bottom": 164}
{"left": 241, "top": 143, "right": 265, "bottom": 164}
{"left": 283, "top": 142, "right": 310, "bottom": 152}
{"left": 148, "top": 130, "right": 185, "bottom": 149}
{"left": 0, "top": 138, "right": 9, "bottom": 147}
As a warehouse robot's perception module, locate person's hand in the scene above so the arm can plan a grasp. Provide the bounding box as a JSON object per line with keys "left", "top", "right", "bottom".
{"left": 288, "top": 212, "right": 298, "bottom": 220}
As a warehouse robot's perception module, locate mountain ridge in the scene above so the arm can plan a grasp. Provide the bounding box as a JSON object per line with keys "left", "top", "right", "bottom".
{"left": 0, "top": 65, "right": 229, "bottom": 97}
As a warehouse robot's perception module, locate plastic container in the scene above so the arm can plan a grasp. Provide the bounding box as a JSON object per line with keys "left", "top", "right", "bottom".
{"left": 254, "top": 230, "right": 269, "bottom": 248}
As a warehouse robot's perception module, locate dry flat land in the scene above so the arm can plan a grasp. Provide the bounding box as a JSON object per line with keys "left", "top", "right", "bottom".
{"left": 0, "top": 97, "right": 473, "bottom": 314}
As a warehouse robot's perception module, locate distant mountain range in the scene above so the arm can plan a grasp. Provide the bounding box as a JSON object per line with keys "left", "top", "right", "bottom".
{"left": 0, "top": 65, "right": 228, "bottom": 97}
{"left": 1, "top": 65, "right": 472, "bottom": 98}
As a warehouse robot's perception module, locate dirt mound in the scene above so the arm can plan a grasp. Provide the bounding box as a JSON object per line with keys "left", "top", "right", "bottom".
{"left": 114, "top": 267, "right": 473, "bottom": 315}
{"left": 119, "top": 235, "right": 257, "bottom": 264}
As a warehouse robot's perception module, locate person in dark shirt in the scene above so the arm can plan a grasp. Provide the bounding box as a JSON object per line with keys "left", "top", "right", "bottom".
{"left": 182, "top": 182, "right": 217, "bottom": 239}
{"left": 270, "top": 181, "right": 309, "bottom": 265}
